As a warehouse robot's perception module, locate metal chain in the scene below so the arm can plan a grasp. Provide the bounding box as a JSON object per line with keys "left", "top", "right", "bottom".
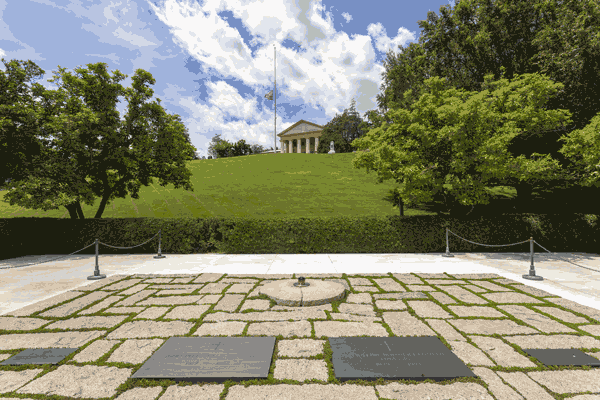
{"left": 447, "top": 229, "right": 531, "bottom": 247}
{"left": 0, "top": 231, "right": 161, "bottom": 270}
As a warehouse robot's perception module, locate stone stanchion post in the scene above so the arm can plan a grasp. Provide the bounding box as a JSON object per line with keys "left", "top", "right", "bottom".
{"left": 88, "top": 239, "right": 107, "bottom": 280}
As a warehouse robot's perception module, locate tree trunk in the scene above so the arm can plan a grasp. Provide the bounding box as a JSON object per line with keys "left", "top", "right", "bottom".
{"left": 94, "top": 191, "right": 112, "bottom": 218}
{"left": 514, "top": 182, "right": 533, "bottom": 204}
{"left": 64, "top": 202, "right": 79, "bottom": 219}
{"left": 75, "top": 200, "right": 85, "bottom": 219}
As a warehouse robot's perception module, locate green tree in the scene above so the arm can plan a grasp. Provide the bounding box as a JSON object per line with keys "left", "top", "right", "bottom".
{"left": 351, "top": 71, "right": 577, "bottom": 216}
{"left": 212, "top": 138, "right": 253, "bottom": 158}
{"left": 316, "top": 113, "right": 354, "bottom": 154}
{"left": 1, "top": 61, "right": 196, "bottom": 219}
{"left": 207, "top": 134, "right": 228, "bottom": 159}
{"left": 373, "top": 0, "right": 600, "bottom": 203}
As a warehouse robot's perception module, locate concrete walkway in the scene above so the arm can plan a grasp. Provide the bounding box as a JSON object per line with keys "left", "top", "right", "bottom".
{"left": 1, "top": 252, "right": 600, "bottom": 316}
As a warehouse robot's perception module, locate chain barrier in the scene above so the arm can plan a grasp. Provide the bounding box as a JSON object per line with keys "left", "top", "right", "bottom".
{"left": 0, "top": 230, "right": 165, "bottom": 281}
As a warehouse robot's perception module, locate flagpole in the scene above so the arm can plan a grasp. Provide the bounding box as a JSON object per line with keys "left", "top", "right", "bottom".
{"left": 274, "top": 44, "right": 276, "bottom": 154}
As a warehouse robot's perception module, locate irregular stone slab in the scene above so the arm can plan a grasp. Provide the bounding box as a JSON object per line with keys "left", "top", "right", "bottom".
{"left": 471, "top": 367, "right": 525, "bottom": 400}
{"left": 337, "top": 303, "right": 376, "bottom": 316}
{"left": 532, "top": 306, "right": 589, "bottom": 324}
{"left": 330, "top": 313, "right": 382, "bottom": 323}
{"left": 131, "top": 337, "right": 275, "bottom": 383}
{"left": 375, "top": 300, "right": 407, "bottom": 310}
{"left": 162, "top": 305, "right": 212, "bottom": 320}
{"left": 469, "top": 336, "right": 536, "bottom": 368}
{"left": 497, "top": 305, "right": 576, "bottom": 333}
{"left": 114, "top": 289, "right": 158, "bottom": 307}
{"left": 452, "top": 273, "right": 502, "bottom": 279}
{"left": 149, "top": 384, "right": 224, "bottom": 399}
{"left": 329, "top": 337, "right": 477, "bottom": 382}
{"left": 373, "top": 292, "right": 426, "bottom": 300}
{"left": 372, "top": 278, "right": 404, "bottom": 291}
{"left": 193, "top": 273, "right": 225, "bottom": 283}
{"left": 78, "top": 295, "right": 125, "bottom": 315}
{"left": 512, "top": 285, "right": 559, "bottom": 297}
{"left": 3, "top": 291, "right": 84, "bottom": 317}
{"left": 382, "top": 312, "right": 437, "bottom": 336}
{"left": 426, "top": 279, "right": 468, "bottom": 285}
{"left": 428, "top": 292, "right": 456, "bottom": 304}
{"left": 42, "top": 316, "right": 128, "bottom": 330}
{"left": 0, "top": 317, "right": 53, "bottom": 331}
{"left": 391, "top": 273, "right": 423, "bottom": 284}
{"left": 448, "top": 306, "right": 505, "bottom": 318}
{"left": 348, "top": 278, "right": 372, "bottom": 285}
{"left": 106, "top": 321, "right": 194, "bottom": 339}
{"left": 406, "top": 285, "right": 437, "bottom": 292}
{"left": 144, "top": 284, "right": 205, "bottom": 290}
{"left": 204, "top": 310, "right": 327, "bottom": 322}
{"left": 246, "top": 321, "right": 312, "bottom": 338}
{"left": 314, "top": 321, "right": 388, "bottom": 337}
{"left": 496, "top": 370, "right": 556, "bottom": 400}
{"left": 277, "top": 339, "right": 326, "bottom": 357}
{"left": 225, "top": 384, "right": 377, "bottom": 400}
{"left": 346, "top": 293, "right": 372, "bottom": 304}
{"left": 274, "top": 359, "right": 328, "bottom": 381}
{"left": 438, "top": 286, "right": 489, "bottom": 304}
{"left": 226, "top": 284, "right": 255, "bottom": 294}
{"left": 407, "top": 301, "right": 451, "bottom": 318}
{"left": 447, "top": 341, "right": 495, "bottom": 366}
{"left": 352, "top": 285, "right": 379, "bottom": 292}
{"left": 505, "top": 334, "right": 600, "bottom": 350}
{"left": 0, "top": 331, "right": 104, "bottom": 351}
{"left": 468, "top": 280, "right": 514, "bottom": 291}
{"left": 198, "top": 283, "right": 229, "bottom": 294}
{"left": 39, "top": 292, "right": 112, "bottom": 317}
{"left": 142, "top": 278, "right": 174, "bottom": 284}
{"left": 447, "top": 319, "right": 538, "bottom": 335}
{"left": 544, "top": 298, "right": 600, "bottom": 323}
{"left": 0, "top": 369, "right": 44, "bottom": 393}
{"left": 463, "top": 284, "right": 488, "bottom": 293}
{"left": 376, "top": 381, "right": 494, "bottom": 400}
{"left": 15, "top": 364, "right": 131, "bottom": 399}
{"left": 526, "top": 369, "right": 600, "bottom": 394}
{"left": 214, "top": 294, "right": 245, "bottom": 312}
{"left": 193, "top": 321, "right": 247, "bottom": 336}
{"left": 240, "top": 299, "right": 271, "bottom": 311}
{"left": 481, "top": 292, "right": 545, "bottom": 304}
{"left": 426, "top": 319, "right": 466, "bottom": 342}
{"left": 135, "top": 295, "right": 205, "bottom": 306}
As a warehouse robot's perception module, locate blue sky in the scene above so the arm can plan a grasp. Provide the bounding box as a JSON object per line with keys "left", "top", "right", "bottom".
{"left": 1, "top": 0, "right": 457, "bottom": 158}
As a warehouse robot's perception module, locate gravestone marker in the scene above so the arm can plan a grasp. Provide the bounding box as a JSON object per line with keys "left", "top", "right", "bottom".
{"left": 328, "top": 337, "right": 476, "bottom": 382}
{"left": 328, "top": 141, "right": 335, "bottom": 154}
{"left": 132, "top": 337, "right": 276, "bottom": 383}
{"left": 1, "top": 348, "right": 79, "bottom": 365}
{"left": 523, "top": 348, "right": 600, "bottom": 367}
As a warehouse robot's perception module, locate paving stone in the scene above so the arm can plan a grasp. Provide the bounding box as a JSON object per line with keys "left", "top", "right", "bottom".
{"left": 226, "top": 284, "right": 255, "bottom": 294}
{"left": 448, "top": 319, "right": 538, "bottom": 335}
{"left": 198, "top": 283, "right": 229, "bottom": 294}
{"left": 204, "top": 310, "right": 327, "bottom": 322}
{"left": 198, "top": 294, "right": 222, "bottom": 304}
{"left": 142, "top": 278, "right": 173, "bottom": 284}
{"left": 375, "top": 382, "right": 494, "bottom": 400}
{"left": 372, "top": 278, "right": 405, "bottom": 291}
{"left": 240, "top": 299, "right": 271, "bottom": 311}
{"left": 2, "top": 291, "right": 84, "bottom": 317}
{"left": 304, "top": 273, "right": 344, "bottom": 278}
{"left": 545, "top": 298, "right": 600, "bottom": 323}
{"left": 135, "top": 307, "right": 169, "bottom": 320}
{"left": 463, "top": 284, "right": 488, "bottom": 293}
{"left": 225, "top": 384, "right": 377, "bottom": 400}
{"left": 495, "top": 278, "right": 524, "bottom": 285}
{"left": 43, "top": 315, "right": 128, "bottom": 330}
{"left": 373, "top": 292, "right": 427, "bottom": 300}
{"left": 497, "top": 305, "right": 576, "bottom": 333}
{"left": 439, "top": 286, "right": 489, "bottom": 304}
{"left": 247, "top": 321, "right": 312, "bottom": 337}
{"left": 214, "top": 294, "right": 245, "bottom": 312}
{"left": 274, "top": 359, "right": 329, "bottom": 381}
{"left": 171, "top": 277, "right": 196, "bottom": 284}
{"left": 425, "top": 319, "right": 466, "bottom": 342}
{"left": 532, "top": 306, "right": 589, "bottom": 324}
{"left": 106, "top": 339, "right": 165, "bottom": 364}
{"left": 482, "top": 292, "right": 545, "bottom": 304}
{"left": 220, "top": 278, "right": 259, "bottom": 283}
{"left": 407, "top": 300, "right": 451, "bottom": 318}
{"left": 375, "top": 300, "right": 407, "bottom": 310}
{"left": 193, "top": 273, "right": 225, "bottom": 283}
{"left": 352, "top": 285, "right": 379, "bottom": 292}
{"left": 468, "top": 280, "right": 514, "bottom": 292}
{"left": 148, "top": 284, "right": 206, "bottom": 291}
{"left": 448, "top": 306, "right": 505, "bottom": 318}
{"left": 469, "top": 336, "right": 537, "bottom": 368}
{"left": 277, "top": 339, "right": 325, "bottom": 357}
{"left": 337, "top": 303, "right": 376, "bottom": 316}
{"left": 382, "top": 311, "right": 437, "bottom": 336}
{"left": 326, "top": 279, "right": 350, "bottom": 291}
{"left": 71, "top": 339, "right": 121, "bottom": 363}
{"left": 102, "top": 279, "right": 144, "bottom": 291}
{"left": 0, "top": 317, "right": 53, "bottom": 331}
{"left": 106, "top": 321, "right": 194, "bottom": 339}
{"left": 34, "top": 293, "right": 109, "bottom": 319}
{"left": 578, "top": 325, "right": 600, "bottom": 336}
{"left": 346, "top": 293, "right": 372, "bottom": 304}
{"left": 271, "top": 304, "right": 332, "bottom": 312}
{"left": 330, "top": 313, "right": 382, "bottom": 323}
{"left": 427, "top": 292, "right": 456, "bottom": 304}
{"left": 348, "top": 278, "right": 374, "bottom": 285}
{"left": 426, "top": 279, "right": 468, "bottom": 285}
{"left": 526, "top": 369, "right": 600, "bottom": 394}
{"left": 136, "top": 295, "right": 205, "bottom": 306}
{"left": 505, "top": 334, "right": 600, "bottom": 350}
{"left": 0, "top": 369, "right": 44, "bottom": 393}
{"left": 414, "top": 273, "right": 453, "bottom": 279}
{"left": 471, "top": 367, "right": 526, "bottom": 400}
{"left": 162, "top": 305, "right": 212, "bottom": 320}
{"left": 448, "top": 340, "right": 495, "bottom": 366}
{"left": 406, "top": 285, "right": 437, "bottom": 291}
{"left": 497, "top": 371, "right": 558, "bottom": 400}
{"left": 76, "top": 275, "right": 130, "bottom": 291}
{"left": 115, "top": 289, "right": 158, "bottom": 307}
{"left": 14, "top": 364, "right": 131, "bottom": 398}
{"left": 156, "top": 289, "right": 196, "bottom": 296}
{"left": 117, "top": 284, "right": 151, "bottom": 296}
{"left": 512, "top": 285, "right": 559, "bottom": 297}
{"left": 391, "top": 273, "right": 423, "bottom": 284}
{"left": 193, "top": 321, "right": 247, "bottom": 336}
{"left": 228, "top": 274, "right": 293, "bottom": 279}
{"left": 452, "top": 273, "right": 502, "bottom": 280}
{"left": 104, "top": 306, "right": 146, "bottom": 314}
{"left": 314, "top": 321, "right": 389, "bottom": 337}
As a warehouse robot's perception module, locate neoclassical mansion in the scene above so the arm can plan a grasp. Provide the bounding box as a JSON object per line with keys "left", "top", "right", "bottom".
{"left": 277, "top": 120, "right": 325, "bottom": 153}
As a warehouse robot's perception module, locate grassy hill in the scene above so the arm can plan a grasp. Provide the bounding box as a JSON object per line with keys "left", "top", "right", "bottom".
{"left": 0, "top": 152, "right": 523, "bottom": 220}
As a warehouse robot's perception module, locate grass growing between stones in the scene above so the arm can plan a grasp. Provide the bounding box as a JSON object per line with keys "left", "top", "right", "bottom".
{"left": 1, "top": 272, "right": 599, "bottom": 400}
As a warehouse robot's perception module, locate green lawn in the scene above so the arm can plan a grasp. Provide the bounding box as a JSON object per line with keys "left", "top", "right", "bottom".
{"left": 0, "top": 152, "right": 523, "bottom": 220}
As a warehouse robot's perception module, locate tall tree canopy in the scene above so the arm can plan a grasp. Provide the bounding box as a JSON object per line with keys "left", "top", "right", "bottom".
{"left": 350, "top": 70, "right": 599, "bottom": 216}
{"left": 364, "top": 0, "right": 600, "bottom": 203}
{"left": 1, "top": 60, "right": 197, "bottom": 219}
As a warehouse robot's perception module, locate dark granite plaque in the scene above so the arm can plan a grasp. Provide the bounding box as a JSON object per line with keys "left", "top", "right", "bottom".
{"left": 523, "top": 349, "right": 600, "bottom": 367}
{"left": 329, "top": 337, "right": 476, "bottom": 382}
{"left": 131, "top": 337, "right": 276, "bottom": 383}
{"left": 0, "top": 348, "right": 79, "bottom": 366}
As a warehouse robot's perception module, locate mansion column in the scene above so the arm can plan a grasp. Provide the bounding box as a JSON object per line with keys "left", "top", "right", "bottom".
{"left": 306, "top": 137, "right": 310, "bottom": 154}
{"left": 288, "top": 140, "right": 292, "bottom": 154}
{"left": 315, "top": 136, "right": 319, "bottom": 152}
{"left": 296, "top": 137, "right": 301, "bottom": 153}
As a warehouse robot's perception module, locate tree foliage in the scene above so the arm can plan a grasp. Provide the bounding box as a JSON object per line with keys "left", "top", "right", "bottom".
{"left": 350, "top": 71, "right": 593, "bottom": 216}
{"left": 316, "top": 99, "right": 370, "bottom": 154}
{"left": 1, "top": 60, "right": 197, "bottom": 219}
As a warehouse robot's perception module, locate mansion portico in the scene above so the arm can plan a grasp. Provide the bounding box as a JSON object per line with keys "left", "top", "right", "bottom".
{"left": 277, "top": 120, "right": 325, "bottom": 154}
